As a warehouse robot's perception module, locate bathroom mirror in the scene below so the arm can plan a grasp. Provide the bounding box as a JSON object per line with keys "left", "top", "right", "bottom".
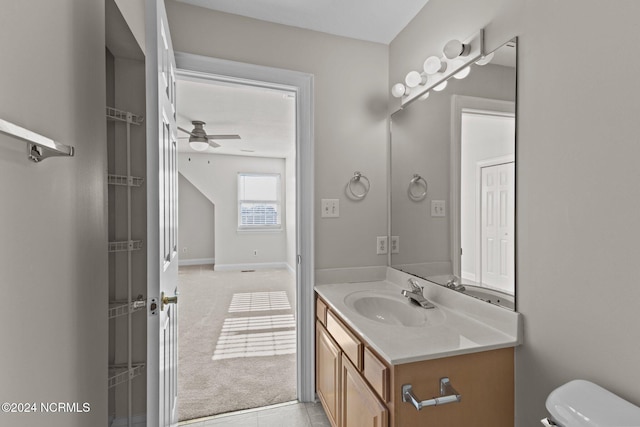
{"left": 390, "top": 38, "right": 517, "bottom": 310}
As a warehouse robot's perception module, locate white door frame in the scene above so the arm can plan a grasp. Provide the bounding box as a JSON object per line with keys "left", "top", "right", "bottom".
{"left": 173, "top": 52, "right": 316, "bottom": 401}
{"left": 450, "top": 95, "right": 515, "bottom": 279}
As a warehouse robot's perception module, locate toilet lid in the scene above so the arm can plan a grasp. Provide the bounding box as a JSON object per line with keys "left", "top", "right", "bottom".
{"left": 546, "top": 380, "right": 640, "bottom": 427}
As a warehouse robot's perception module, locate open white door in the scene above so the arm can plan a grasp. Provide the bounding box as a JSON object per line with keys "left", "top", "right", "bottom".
{"left": 146, "top": 0, "right": 179, "bottom": 426}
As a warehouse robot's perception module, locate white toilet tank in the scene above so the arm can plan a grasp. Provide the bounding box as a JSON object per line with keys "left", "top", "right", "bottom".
{"left": 542, "top": 379, "right": 640, "bottom": 426}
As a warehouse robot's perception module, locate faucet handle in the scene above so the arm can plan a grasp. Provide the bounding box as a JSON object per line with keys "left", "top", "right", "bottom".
{"left": 408, "top": 278, "right": 422, "bottom": 292}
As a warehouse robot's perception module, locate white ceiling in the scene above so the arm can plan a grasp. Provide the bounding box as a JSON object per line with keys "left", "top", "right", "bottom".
{"left": 174, "top": 0, "right": 431, "bottom": 44}
{"left": 176, "top": 78, "right": 296, "bottom": 158}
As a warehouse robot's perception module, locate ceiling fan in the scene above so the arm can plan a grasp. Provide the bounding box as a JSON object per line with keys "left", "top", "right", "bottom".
{"left": 178, "top": 120, "right": 241, "bottom": 151}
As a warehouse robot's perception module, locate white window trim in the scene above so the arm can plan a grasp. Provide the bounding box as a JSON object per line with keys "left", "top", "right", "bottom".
{"left": 237, "top": 172, "right": 283, "bottom": 231}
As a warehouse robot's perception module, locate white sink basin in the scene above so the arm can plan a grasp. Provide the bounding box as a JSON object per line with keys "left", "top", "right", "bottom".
{"left": 343, "top": 290, "right": 445, "bottom": 327}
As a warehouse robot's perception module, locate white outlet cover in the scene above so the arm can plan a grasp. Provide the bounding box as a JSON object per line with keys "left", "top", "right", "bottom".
{"left": 376, "top": 236, "right": 388, "bottom": 255}
{"left": 431, "top": 200, "right": 446, "bottom": 217}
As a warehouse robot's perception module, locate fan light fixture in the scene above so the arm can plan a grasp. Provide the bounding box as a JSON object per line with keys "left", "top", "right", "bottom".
{"left": 189, "top": 140, "right": 209, "bottom": 151}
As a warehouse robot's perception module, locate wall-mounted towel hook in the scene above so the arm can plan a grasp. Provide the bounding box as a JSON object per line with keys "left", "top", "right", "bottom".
{"left": 347, "top": 171, "right": 370, "bottom": 200}
{"left": 408, "top": 173, "right": 428, "bottom": 201}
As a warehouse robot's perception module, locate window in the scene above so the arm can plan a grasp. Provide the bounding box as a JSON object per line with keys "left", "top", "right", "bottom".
{"left": 238, "top": 173, "right": 282, "bottom": 230}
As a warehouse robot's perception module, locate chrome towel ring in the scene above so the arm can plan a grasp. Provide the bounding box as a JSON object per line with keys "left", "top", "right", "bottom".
{"left": 347, "top": 171, "right": 370, "bottom": 200}
{"left": 408, "top": 174, "right": 428, "bottom": 201}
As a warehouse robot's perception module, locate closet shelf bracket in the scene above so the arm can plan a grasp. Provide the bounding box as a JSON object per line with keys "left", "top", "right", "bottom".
{"left": 108, "top": 240, "right": 143, "bottom": 252}
{"left": 0, "top": 118, "right": 74, "bottom": 163}
{"left": 108, "top": 174, "right": 144, "bottom": 187}
{"left": 108, "top": 363, "right": 145, "bottom": 389}
{"left": 106, "top": 107, "right": 144, "bottom": 125}
{"left": 109, "top": 296, "right": 147, "bottom": 319}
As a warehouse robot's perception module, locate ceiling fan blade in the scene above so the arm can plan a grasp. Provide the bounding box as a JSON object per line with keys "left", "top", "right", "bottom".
{"left": 206, "top": 134, "right": 241, "bottom": 140}
{"left": 178, "top": 126, "right": 197, "bottom": 137}
{"left": 209, "top": 140, "right": 221, "bottom": 148}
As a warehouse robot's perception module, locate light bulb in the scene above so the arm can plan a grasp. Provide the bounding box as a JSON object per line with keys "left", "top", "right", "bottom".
{"left": 453, "top": 66, "right": 471, "bottom": 79}
{"left": 475, "top": 52, "right": 495, "bottom": 66}
{"left": 189, "top": 141, "right": 209, "bottom": 151}
{"left": 391, "top": 83, "right": 409, "bottom": 98}
{"left": 443, "top": 39, "right": 470, "bottom": 59}
{"left": 418, "top": 92, "right": 430, "bottom": 101}
{"left": 433, "top": 81, "right": 448, "bottom": 92}
{"left": 405, "top": 71, "right": 427, "bottom": 88}
{"left": 423, "top": 56, "right": 447, "bottom": 75}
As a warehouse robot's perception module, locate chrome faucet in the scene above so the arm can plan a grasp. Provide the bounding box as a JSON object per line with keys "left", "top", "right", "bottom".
{"left": 401, "top": 278, "right": 436, "bottom": 309}
{"left": 445, "top": 275, "right": 465, "bottom": 292}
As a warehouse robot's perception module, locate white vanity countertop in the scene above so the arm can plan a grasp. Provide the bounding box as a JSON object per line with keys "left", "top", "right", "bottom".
{"left": 315, "top": 277, "right": 522, "bottom": 365}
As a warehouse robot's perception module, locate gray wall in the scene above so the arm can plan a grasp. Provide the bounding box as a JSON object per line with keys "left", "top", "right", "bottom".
{"left": 178, "top": 173, "right": 215, "bottom": 263}
{"left": 0, "top": 1, "right": 107, "bottom": 426}
{"left": 179, "top": 153, "right": 288, "bottom": 268}
{"left": 390, "top": 0, "right": 640, "bottom": 425}
{"left": 165, "top": 0, "right": 390, "bottom": 270}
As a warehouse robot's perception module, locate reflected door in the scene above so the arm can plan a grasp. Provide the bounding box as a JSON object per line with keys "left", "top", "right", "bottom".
{"left": 481, "top": 162, "right": 514, "bottom": 292}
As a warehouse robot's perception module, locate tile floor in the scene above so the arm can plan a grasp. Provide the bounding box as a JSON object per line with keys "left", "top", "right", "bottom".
{"left": 179, "top": 401, "right": 330, "bottom": 427}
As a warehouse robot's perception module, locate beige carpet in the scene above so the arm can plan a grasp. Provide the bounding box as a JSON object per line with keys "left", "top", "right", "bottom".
{"left": 177, "top": 267, "right": 297, "bottom": 422}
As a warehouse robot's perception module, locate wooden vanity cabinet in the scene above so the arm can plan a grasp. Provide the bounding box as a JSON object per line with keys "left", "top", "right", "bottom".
{"left": 315, "top": 294, "right": 515, "bottom": 427}
{"left": 316, "top": 321, "right": 341, "bottom": 427}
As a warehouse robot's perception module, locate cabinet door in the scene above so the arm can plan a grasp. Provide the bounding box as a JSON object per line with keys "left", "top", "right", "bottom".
{"left": 341, "top": 354, "right": 388, "bottom": 427}
{"left": 317, "top": 321, "right": 341, "bottom": 427}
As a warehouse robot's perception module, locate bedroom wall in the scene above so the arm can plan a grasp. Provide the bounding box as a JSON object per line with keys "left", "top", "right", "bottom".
{"left": 178, "top": 173, "right": 216, "bottom": 265}
{"left": 179, "top": 153, "right": 289, "bottom": 269}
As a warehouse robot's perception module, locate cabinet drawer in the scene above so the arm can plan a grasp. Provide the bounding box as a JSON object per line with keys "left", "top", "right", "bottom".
{"left": 327, "top": 310, "right": 363, "bottom": 370}
{"left": 363, "top": 347, "right": 389, "bottom": 402}
{"left": 316, "top": 298, "right": 328, "bottom": 326}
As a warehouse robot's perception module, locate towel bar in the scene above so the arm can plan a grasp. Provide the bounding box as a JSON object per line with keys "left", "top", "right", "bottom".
{"left": 0, "top": 118, "right": 74, "bottom": 162}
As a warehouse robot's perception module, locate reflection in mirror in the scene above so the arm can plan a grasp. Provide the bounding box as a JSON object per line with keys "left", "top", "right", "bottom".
{"left": 390, "top": 39, "right": 517, "bottom": 310}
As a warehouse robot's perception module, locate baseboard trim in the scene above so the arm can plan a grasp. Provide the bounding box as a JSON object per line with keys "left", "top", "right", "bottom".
{"left": 109, "top": 414, "right": 146, "bottom": 427}
{"left": 179, "top": 257, "right": 215, "bottom": 266}
{"left": 215, "top": 262, "right": 290, "bottom": 272}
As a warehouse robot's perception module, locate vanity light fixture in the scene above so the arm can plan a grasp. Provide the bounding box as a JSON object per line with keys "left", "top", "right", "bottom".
{"left": 423, "top": 56, "right": 447, "bottom": 75}
{"left": 405, "top": 71, "right": 427, "bottom": 88}
{"left": 443, "top": 39, "right": 471, "bottom": 59}
{"left": 433, "top": 81, "right": 448, "bottom": 92}
{"left": 391, "top": 29, "right": 483, "bottom": 105}
{"left": 392, "top": 83, "right": 410, "bottom": 98}
{"left": 453, "top": 66, "right": 471, "bottom": 79}
{"left": 475, "top": 51, "right": 494, "bottom": 66}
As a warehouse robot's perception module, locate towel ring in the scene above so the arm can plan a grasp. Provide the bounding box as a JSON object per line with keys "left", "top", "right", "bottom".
{"left": 348, "top": 171, "right": 370, "bottom": 200}
{"left": 408, "top": 174, "right": 428, "bottom": 201}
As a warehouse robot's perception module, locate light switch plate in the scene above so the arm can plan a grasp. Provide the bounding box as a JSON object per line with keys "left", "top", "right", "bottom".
{"left": 431, "top": 200, "right": 446, "bottom": 217}
{"left": 321, "top": 199, "right": 340, "bottom": 218}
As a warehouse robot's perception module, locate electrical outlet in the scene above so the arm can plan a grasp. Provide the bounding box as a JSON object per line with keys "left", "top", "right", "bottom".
{"left": 391, "top": 236, "right": 399, "bottom": 254}
{"left": 321, "top": 199, "right": 340, "bottom": 218}
{"left": 182, "top": 247, "right": 187, "bottom": 253}
{"left": 431, "top": 200, "right": 446, "bottom": 217}
{"left": 376, "top": 236, "right": 388, "bottom": 255}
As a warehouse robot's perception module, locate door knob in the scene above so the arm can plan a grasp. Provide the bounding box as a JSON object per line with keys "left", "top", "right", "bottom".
{"left": 161, "top": 291, "right": 178, "bottom": 311}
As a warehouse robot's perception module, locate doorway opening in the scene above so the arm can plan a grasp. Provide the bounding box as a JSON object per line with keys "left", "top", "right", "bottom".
{"left": 175, "top": 73, "right": 300, "bottom": 422}
{"left": 460, "top": 110, "right": 515, "bottom": 293}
